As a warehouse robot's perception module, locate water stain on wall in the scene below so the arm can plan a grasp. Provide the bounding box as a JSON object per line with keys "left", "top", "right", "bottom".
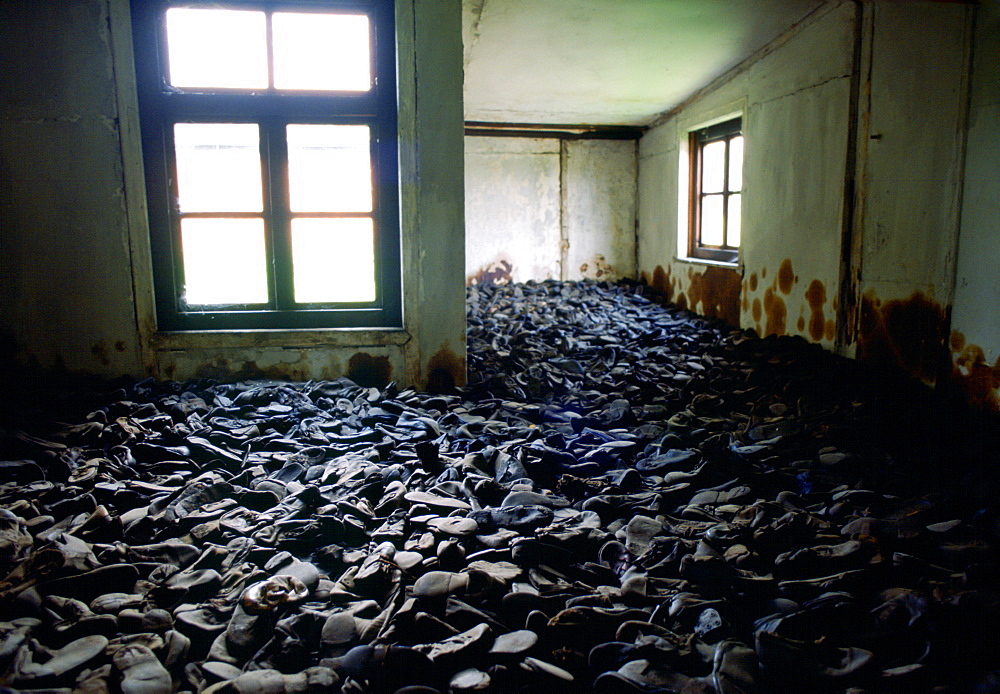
{"left": 426, "top": 345, "right": 464, "bottom": 393}
{"left": 857, "top": 290, "right": 950, "bottom": 386}
{"left": 685, "top": 265, "right": 741, "bottom": 326}
{"left": 348, "top": 352, "right": 393, "bottom": 388}
{"left": 777, "top": 258, "right": 796, "bottom": 295}
{"left": 91, "top": 343, "right": 110, "bottom": 367}
{"left": 763, "top": 288, "right": 787, "bottom": 336}
{"left": 949, "top": 331, "right": 1000, "bottom": 411}
{"left": 805, "top": 279, "right": 827, "bottom": 342}
{"left": 646, "top": 265, "right": 676, "bottom": 302}
{"left": 193, "top": 356, "right": 336, "bottom": 382}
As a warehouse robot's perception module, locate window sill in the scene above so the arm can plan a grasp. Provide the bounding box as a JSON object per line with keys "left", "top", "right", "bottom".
{"left": 151, "top": 327, "right": 411, "bottom": 351}
{"left": 677, "top": 256, "right": 741, "bottom": 270}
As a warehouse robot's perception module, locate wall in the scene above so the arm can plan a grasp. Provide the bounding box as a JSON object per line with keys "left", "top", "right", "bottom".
{"left": 0, "top": 0, "right": 143, "bottom": 377}
{"left": 638, "top": 2, "right": 856, "bottom": 342}
{"left": 638, "top": 1, "right": 987, "bottom": 411}
{"left": 852, "top": 3, "right": 973, "bottom": 388}
{"left": 464, "top": 137, "right": 561, "bottom": 283}
{"left": 465, "top": 135, "right": 636, "bottom": 284}
{"left": 949, "top": 2, "right": 1000, "bottom": 410}
{"left": 0, "top": 0, "right": 467, "bottom": 390}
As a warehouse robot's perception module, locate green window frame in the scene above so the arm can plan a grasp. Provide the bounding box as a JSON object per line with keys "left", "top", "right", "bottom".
{"left": 132, "top": 0, "right": 401, "bottom": 331}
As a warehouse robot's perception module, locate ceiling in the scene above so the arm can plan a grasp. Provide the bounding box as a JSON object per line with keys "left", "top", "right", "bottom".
{"left": 462, "top": 0, "right": 825, "bottom": 127}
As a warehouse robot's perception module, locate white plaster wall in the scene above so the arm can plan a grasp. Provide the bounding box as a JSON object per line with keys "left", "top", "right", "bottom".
{"left": 636, "top": 122, "right": 677, "bottom": 278}
{"left": 638, "top": 2, "right": 855, "bottom": 345}
{"left": 0, "top": 0, "right": 143, "bottom": 376}
{"left": 464, "top": 137, "right": 561, "bottom": 283}
{"left": 465, "top": 135, "right": 638, "bottom": 284}
{"left": 564, "top": 139, "right": 637, "bottom": 282}
{"left": 858, "top": 3, "right": 972, "bottom": 306}
{"left": 951, "top": 3, "right": 1000, "bottom": 389}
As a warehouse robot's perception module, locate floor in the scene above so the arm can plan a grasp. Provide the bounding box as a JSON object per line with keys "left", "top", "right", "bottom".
{"left": 1, "top": 280, "right": 998, "bottom": 693}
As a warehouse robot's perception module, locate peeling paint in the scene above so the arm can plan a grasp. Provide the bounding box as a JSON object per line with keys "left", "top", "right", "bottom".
{"left": 579, "top": 253, "right": 616, "bottom": 281}
{"left": 467, "top": 256, "right": 514, "bottom": 286}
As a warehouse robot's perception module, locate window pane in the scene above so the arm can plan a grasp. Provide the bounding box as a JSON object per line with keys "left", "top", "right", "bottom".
{"left": 165, "top": 9, "right": 267, "bottom": 89}
{"left": 727, "top": 194, "right": 742, "bottom": 248}
{"left": 701, "top": 140, "right": 726, "bottom": 194}
{"left": 181, "top": 218, "right": 268, "bottom": 305}
{"left": 701, "top": 195, "right": 724, "bottom": 246}
{"left": 728, "top": 136, "right": 744, "bottom": 192}
{"left": 174, "top": 124, "right": 262, "bottom": 213}
{"left": 273, "top": 13, "right": 371, "bottom": 91}
{"left": 287, "top": 125, "right": 372, "bottom": 213}
{"left": 291, "top": 218, "right": 375, "bottom": 303}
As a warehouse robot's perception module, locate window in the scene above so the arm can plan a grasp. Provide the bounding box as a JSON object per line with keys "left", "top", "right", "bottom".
{"left": 689, "top": 118, "right": 742, "bottom": 263}
{"left": 132, "top": 0, "right": 400, "bottom": 331}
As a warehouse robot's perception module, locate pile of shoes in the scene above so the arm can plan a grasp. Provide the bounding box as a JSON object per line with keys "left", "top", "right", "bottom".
{"left": 1, "top": 279, "right": 998, "bottom": 693}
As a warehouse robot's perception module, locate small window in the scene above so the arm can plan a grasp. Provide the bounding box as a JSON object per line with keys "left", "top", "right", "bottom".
{"left": 132, "top": 0, "right": 400, "bottom": 331}
{"left": 689, "top": 118, "right": 742, "bottom": 263}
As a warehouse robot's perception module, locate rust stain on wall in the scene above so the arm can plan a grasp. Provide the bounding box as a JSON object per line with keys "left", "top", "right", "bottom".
{"left": 426, "top": 345, "right": 464, "bottom": 394}
{"left": 193, "top": 356, "right": 329, "bottom": 383}
{"left": 857, "top": 291, "right": 950, "bottom": 386}
{"left": 824, "top": 320, "right": 836, "bottom": 342}
{"left": 91, "top": 343, "right": 110, "bottom": 367}
{"left": 676, "top": 293, "right": 688, "bottom": 311}
{"left": 761, "top": 266, "right": 767, "bottom": 280}
{"left": 654, "top": 265, "right": 675, "bottom": 301}
{"left": 685, "top": 265, "right": 742, "bottom": 327}
{"left": 949, "top": 332, "right": 1000, "bottom": 412}
{"left": 348, "top": 352, "right": 392, "bottom": 388}
{"left": 950, "top": 330, "right": 966, "bottom": 353}
{"left": 763, "top": 288, "right": 787, "bottom": 337}
{"left": 751, "top": 297, "right": 762, "bottom": 323}
{"left": 777, "top": 259, "right": 796, "bottom": 295}
{"left": 797, "top": 315, "right": 806, "bottom": 333}
{"left": 467, "top": 257, "right": 513, "bottom": 286}
{"left": 805, "top": 279, "right": 828, "bottom": 342}
{"left": 749, "top": 273, "right": 758, "bottom": 292}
